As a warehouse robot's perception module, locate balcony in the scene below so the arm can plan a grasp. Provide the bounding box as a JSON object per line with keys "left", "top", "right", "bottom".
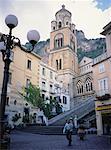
{"left": 96, "top": 89, "right": 111, "bottom": 101}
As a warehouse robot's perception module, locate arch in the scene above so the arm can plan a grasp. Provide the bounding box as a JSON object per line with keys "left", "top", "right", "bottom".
{"left": 85, "top": 77, "right": 93, "bottom": 92}
{"left": 76, "top": 80, "right": 83, "bottom": 94}
{"left": 54, "top": 33, "right": 64, "bottom": 48}
{"left": 70, "top": 34, "right": 75, "bottom": 51}
{"left": 53, "top": 26, "right": 55, "bottom": 30}
{"left": 66, "top": 21, "right": 68, "bottom": 25}
{"left": 58, "top": 21, "right": 62, "bottom": 28}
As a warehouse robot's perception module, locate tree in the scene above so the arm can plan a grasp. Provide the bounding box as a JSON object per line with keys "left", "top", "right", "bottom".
{"left": 20, "top": 83, "right": 63, "bottom": 119}
{"left": 43, "top": 103, "right": 52, "bottom": 119}
{"left": 20, "top": 83, "right": 45, "bottom": 110}
{"left": 55, "top": 101, "right": 62, "bottom": 115}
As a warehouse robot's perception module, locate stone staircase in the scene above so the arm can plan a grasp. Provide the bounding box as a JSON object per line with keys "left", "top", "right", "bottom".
{"left": 48, "top": 97, "right": 95, "bottom": 126}
{"left": 17, "top": 97, "right": 95, "bottom": 135}
{"left": 17, "top": 125, "right": 77, "bottom": 135}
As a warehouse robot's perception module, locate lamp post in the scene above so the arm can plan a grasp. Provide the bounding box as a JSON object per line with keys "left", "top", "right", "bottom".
{"left": 0, "top": 14, "right": 40, "bottom": 146}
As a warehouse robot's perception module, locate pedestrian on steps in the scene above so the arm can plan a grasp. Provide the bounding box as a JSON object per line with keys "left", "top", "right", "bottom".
{"left": 63, "top": 119, "right": 74, "bottom": 146}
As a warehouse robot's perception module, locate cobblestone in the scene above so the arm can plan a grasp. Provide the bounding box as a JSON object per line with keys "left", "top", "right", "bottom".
{"left": 10, "top": 131, "right": 111, "bottom": 150}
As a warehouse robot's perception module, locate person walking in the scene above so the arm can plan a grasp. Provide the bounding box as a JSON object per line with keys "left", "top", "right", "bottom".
{"left": 63, "top": 119, "right": 74, "bottom": 146}
{"left": 63, "top": 120, "right": 68, "bottom": 133}
{"left": 77, "top": 124, "right": 85, "bottom": 140}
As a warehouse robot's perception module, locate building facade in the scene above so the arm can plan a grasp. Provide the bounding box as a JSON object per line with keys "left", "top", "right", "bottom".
{"left": 1, "top": 5, "right": 106, "bottom": 127}
{"left": 48, "top": 5, "right": 79, "bottom": 104}
{"left": 93, "top": 22, "right": 111, "bottom": 135}
{"left": 0, "top": 45, "right": 46, "bottom": 125}
{"left": 39, "top": 62, "right": 70, "bottom": 112}
{"left": 72, "top": 56, "right": 94, "bottom": 107}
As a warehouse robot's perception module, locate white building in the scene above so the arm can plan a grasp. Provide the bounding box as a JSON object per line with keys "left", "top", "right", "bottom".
{"left": 39, "top": 62, "right": 70, "bottom": 112}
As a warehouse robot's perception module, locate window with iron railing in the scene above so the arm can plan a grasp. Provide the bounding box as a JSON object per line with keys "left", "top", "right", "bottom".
{"left": 98, "top": 77, "right": 108, "bottom": 96}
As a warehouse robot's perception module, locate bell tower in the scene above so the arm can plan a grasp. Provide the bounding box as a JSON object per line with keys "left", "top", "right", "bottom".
{"left": 49, "top": 5, "right": 78, "bottom": 94}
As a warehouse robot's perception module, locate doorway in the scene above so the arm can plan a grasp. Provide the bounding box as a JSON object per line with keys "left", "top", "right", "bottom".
{"left": 102, "top": 113, "right": 111, "bottom": 135}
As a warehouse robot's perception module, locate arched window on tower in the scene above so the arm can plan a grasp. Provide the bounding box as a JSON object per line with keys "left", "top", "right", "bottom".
{"left": 66, "top": 22, "right": 68, "bottom": 25}
{"left": 58, "top": 21, "right": 62, "bottom": 28}
{"left": 56, "top": 59, "right": 62, "bottom": 70}
{"left": 70, "top": 35, "right": 75, "bottom": 52}
{"left": 53, "top": 26, "right": 55, "bottom": 30}
{"left": 59, "top": 59, "right": 62, "bottom": 69}
{"left": 85, "top": 77, "right": 93, "bottom": 92}
{"left": 56, "top": 60, "right": 59, "bottom": 70}
{"left": 76, "top": 81, "right": 83, "bottom": 94}
{"left": 54, "top": 34, "right": 64, "bottom": 49}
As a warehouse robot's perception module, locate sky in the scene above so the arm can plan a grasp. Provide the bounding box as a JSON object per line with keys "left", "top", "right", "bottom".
{"left": 94, "top": 0, "right": 111, "bottom": 10}
{"left": 0, "top": 0, "right": 111, "bottom": 44}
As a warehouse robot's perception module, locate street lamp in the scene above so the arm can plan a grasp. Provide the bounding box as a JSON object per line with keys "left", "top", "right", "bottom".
{"left": 0, "top": 14, "right": 40, "bottom": 145}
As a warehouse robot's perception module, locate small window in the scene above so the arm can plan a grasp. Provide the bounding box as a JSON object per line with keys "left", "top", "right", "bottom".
{"left": 58, "top": 22, "right": 62, "bottom": 28}
{"left": 50, "top": 85, "right": 53, "bottom": 92}
{"left": 57, "top": 96, "right": 61, "bottom": 103}
{"left": 59, "top": 59, "right": 62, "bottom": 70}
{"left": 60, "top": 38, "right": 63, "bottom": 47}
{"left": 56, "top": 60, "right": 59, "bottom": 70}
{"left": 42, "top": 94, "right": 45, "bottom": 100}
{"left": 53, "top": 26, "right": 55, "bottom": 30}
{"left": 42, "top": 81, "right": 46, "bottom": 88}
{"left": 27, "top": 60, "right": 31, "bottom": 70}
{"left": 50, "top": 96, "right": 52, "bottom": 100}
{"left": 46, "top": 97, "right": 48, "bottom": 100}
{"left": 14, "top": 100, "right": 17, "bottom": 105}
{"left": 84, "top": 60, "right": 86, "bottom": 63}
{"left": 98, "top": 78, "right": 108, "bottom": 94}
{"left": 63, "top": 96, "right": 67, "bottom": 104}
{"left": 42, "top": 68, "right": 45, "bottom": 76}
{"left": 26, "top": 79, "right": 30, "bottom": 88}
{"left": 99, "top": 63, "right": 105, "bottom": 73}
{"left": 8, "top": 72, "right": 12, "bottom": 84}
{"left": 66, "top": 22, "right": 68, "bottom": 25}
{"left": 50, "top": 71, "right": 53, "bottom": 79}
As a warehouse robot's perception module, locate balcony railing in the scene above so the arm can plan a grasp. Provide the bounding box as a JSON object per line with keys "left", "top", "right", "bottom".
{"left": 96, "top": 89, "right": 110, "bottom": 96}
{"left": 96, "top": 89, "right": 111, "bottom": 101}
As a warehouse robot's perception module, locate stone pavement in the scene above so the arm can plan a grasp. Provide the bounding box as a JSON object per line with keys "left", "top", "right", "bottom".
{"left": 10, "top": 131, "right": 111, "bottom": 150}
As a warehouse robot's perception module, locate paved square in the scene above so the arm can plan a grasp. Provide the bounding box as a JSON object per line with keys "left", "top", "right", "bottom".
{"left": 10, "top": 131, "right": 111, "bottom": 150}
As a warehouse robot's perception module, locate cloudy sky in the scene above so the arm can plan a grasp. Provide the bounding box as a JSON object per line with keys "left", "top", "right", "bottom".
{"left": 0, "top": 0, "right": 111, "bottom": 44}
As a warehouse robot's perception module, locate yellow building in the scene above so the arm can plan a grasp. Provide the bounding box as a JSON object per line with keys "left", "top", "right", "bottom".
{"left": 93, "top": 22, "right": 111, "bottom": 135}
{"left": 0, "top": 45, "right": 41, "bottom": 124}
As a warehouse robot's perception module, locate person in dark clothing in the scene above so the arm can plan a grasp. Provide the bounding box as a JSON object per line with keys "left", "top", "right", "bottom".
{"left": 78, "top": 125, "right": 85, "bottom": 140}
